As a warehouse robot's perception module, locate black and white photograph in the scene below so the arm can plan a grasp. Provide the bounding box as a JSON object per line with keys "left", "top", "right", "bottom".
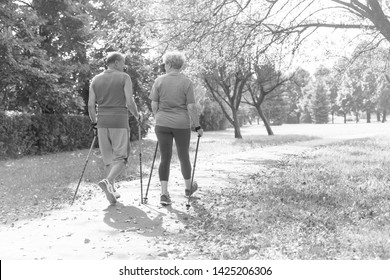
{"left": 1, "top": 0, "right": 390, "bottom": 279}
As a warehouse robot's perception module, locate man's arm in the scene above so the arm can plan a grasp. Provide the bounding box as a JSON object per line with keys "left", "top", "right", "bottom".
{"left": 88, "top": 84, "right": 97, "bottom": 123}
{"left": 151, "top": 101, "right": 159, "bottom": 116}
{"left": 124, "top": 76, "right": 140, "bottom": 119}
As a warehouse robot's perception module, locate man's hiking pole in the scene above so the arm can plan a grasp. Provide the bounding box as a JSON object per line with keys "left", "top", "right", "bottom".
{"left": 143, "top": 142, "right": 158, "bottom": 204}
{"left": 71, "top": 126, "right": 97, "bottom": 205}
{"left": 138, "top": 122, "right": 144, "bottom": 204}
{"left": 186, "top": 135, "right": 201, "bottom": 210}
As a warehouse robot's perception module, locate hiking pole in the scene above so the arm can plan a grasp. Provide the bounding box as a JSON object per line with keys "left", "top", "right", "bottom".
{"left": 139, "top": 122, "right": 144, "bottom": 204}
{"left": 143, "top": 141, "right": 158, "bottom": 204}
{"left": 71, "top": 128, "right": 97, "bottom": 205}
{"left": 186, "top": 135, "right": 201, "bottom": 210}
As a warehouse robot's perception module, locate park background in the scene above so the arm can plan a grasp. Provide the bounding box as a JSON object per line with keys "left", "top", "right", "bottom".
{"left": 1, "top": 0, "right": 390, "bottom": 261}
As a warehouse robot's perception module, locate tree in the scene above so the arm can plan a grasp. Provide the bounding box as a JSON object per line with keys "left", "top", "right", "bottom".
{"left": 264, "top": 1, "right": 390, "bottom": 47}
{"left": 337, "top": 73, "right": 355, "bottom": 123}
{"left": 244, "top": 60, "right": 290, "bottom": 135}
{"left": 284, "top": 67, "right": 312, "bottom": 124}
{"left": 188, "top": 1, "right": 390, "bottom": 84}
{"left": 262, "top": 88, "right": 288, "bottom": 126}
{"left": 0, "top": 0, "right": 54, "bottom": 112}
{"left": 203, "top": 58, "right": 252, "bottom": 139}
{"left": 361, "top": 70, "right": 377, "bottom": 122}
{"left": 331, "top": 41, "right": 390, "bottom": 123}
{"left": 33, "top": 0, "right": 93, "bottom": 113}
{"left": 0, "top": 0, "right": 92, "bottom": 114}
{"left": 312, "top": 65, "right": 341, "bottom": 124}
{"left": 328, "top": 79, "right": 340, "bottom": 124}
{"left": 376, "top": 76, "right": 390, "bottom": 122}
{"left": 310, "top": 81, "right": 330, "bottom": 124}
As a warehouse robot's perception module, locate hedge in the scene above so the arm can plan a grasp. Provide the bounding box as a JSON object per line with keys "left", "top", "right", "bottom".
{"left": 0, "top": 112, "right": 148, "bottom": 160}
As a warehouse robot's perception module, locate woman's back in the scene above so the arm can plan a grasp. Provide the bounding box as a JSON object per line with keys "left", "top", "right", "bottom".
{"left": 150, "top": 72, "right": 195, "bottom": 129}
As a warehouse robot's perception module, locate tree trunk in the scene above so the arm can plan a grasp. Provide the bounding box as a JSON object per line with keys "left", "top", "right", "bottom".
{"left": 331, "top": 112, "right": 334, "bottom": 124}
{"left": 377, "top": 111, "right": 381, "bottom": 122}
{"left": 382, "top": 110, "right": 387, "bottom": 122}
{"left": 232, "top": 110, "right": 242, "bottom": 139}
{"left": 257, "top": 106, "right": 274, "bottom": 135}
{"left": 355, "top": 111, "right": 359, "bottom": 123}
{"left": 366, "top": 111, "right": 371, "bottom": 123}
{"left": 344, "top": 113, "right": 347, "bottom": 124}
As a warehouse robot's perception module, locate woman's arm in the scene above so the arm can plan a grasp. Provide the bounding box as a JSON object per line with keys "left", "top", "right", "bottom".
{"left": 187, "top": 103, "right": 203, "bottom": 136}
{"left": 187, "top": 103, "right": 200, "bottom": 127}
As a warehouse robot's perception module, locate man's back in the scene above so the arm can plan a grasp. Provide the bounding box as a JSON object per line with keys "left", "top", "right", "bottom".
{"left": 91, "top": 69, "right": 129, "bottom": 128}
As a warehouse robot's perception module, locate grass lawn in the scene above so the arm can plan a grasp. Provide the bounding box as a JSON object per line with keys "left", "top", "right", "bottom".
{"left": 0, "top": 137, "right": 158, "bottom": 223}
{"left": 183, "top": 135, "right": 390, "bottom": 259}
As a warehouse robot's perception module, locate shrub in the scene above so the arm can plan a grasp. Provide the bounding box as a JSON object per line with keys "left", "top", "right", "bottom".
{"left": 0, "top": 112, "right": 149, "bottom": 159}
{"left": 286, "top": 112, "right": 300, "bottom": 124}
{"left": 199, "top": 100, "right": 227, "bottom": 131}
{"left": 0, "top": 112, "right": 11, "bottom": 158}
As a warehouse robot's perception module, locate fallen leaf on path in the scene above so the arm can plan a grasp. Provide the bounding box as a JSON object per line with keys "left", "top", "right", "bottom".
{"left": 157, "top": 252, "right": 168, "bottom": 257}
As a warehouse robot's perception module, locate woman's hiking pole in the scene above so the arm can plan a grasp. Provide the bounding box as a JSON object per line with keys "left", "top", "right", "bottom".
{"left": 71, "top": 128, "right": 97, "bottom": 205}
{"left": 143, "top": 142, "right": 158, "bottom": 204}
{"left": 139, "top": 123, "right": 144, "bottom": 204}
{"left": 186, "top": 135, "right": 201, "bottom": 210}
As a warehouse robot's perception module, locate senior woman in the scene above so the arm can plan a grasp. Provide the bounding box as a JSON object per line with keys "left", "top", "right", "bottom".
{"left": 149, "top": 51, "right": 204, "bottom": 206}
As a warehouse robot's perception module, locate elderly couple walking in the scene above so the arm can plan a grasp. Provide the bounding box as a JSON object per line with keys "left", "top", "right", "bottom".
{"left": 88, "top": 51, "right": 203, "bottom": 206}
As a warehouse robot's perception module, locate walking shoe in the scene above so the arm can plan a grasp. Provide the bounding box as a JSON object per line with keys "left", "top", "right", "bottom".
{"left": 185, "top": 181, "right": 198, "bottom": 197}
{"left": 160, "top": 194, "right": 172, "bottom": 206}
{"left": 113, "top": 191, "right": 120, "bottom": 199}
{"left": 112, "top": 184, "right": 121, "bottom": 199}
{"left": 98, "top": 179, "right": 117, "bottom": 205}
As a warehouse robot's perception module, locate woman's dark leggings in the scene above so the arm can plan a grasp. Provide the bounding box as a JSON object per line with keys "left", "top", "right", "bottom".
{"left": 155, "top": 125, "right": 191, "bottom": 181}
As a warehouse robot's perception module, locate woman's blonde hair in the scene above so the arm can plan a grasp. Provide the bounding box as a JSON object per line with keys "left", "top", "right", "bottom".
{"left": 163, "top": 51, "right": 186, "bottom": 69}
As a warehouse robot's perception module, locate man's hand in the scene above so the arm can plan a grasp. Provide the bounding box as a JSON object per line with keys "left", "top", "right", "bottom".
{"left": 91, "top": 122, "right": 97, "bottom": 136}
{"left": 137, "top": 114, "right": 143, "bottom": 125}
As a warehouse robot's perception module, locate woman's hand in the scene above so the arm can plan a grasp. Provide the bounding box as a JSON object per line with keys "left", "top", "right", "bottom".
{"left": 195, "top": 126, "right": 203, "bottom": 137}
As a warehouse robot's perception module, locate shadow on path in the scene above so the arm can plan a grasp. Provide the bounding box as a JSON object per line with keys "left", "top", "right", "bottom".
{"left": 103, "top": 203, "right": 166, "bottom": 237}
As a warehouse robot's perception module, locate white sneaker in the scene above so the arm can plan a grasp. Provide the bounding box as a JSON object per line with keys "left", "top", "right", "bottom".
{"left": 98, "top": 179, "right": 117, "bottom": 205}
{"left": 112, "top": 184, "right": 121, "bottom": 199}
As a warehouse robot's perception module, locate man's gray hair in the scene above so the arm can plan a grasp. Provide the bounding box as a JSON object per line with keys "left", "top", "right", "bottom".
{"left": 106, "top": 52, "right": 125, "bottom": 65}
{"left": 163, "top": 51, "right": 186, "bottom": 69}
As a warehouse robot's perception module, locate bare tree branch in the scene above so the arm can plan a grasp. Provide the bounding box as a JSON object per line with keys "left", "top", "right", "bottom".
{"left": 15, "top": 0, "right": 34, "bottom": 9}
{"left": 269, "top": 22, "right": 376, "bottom": 34}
